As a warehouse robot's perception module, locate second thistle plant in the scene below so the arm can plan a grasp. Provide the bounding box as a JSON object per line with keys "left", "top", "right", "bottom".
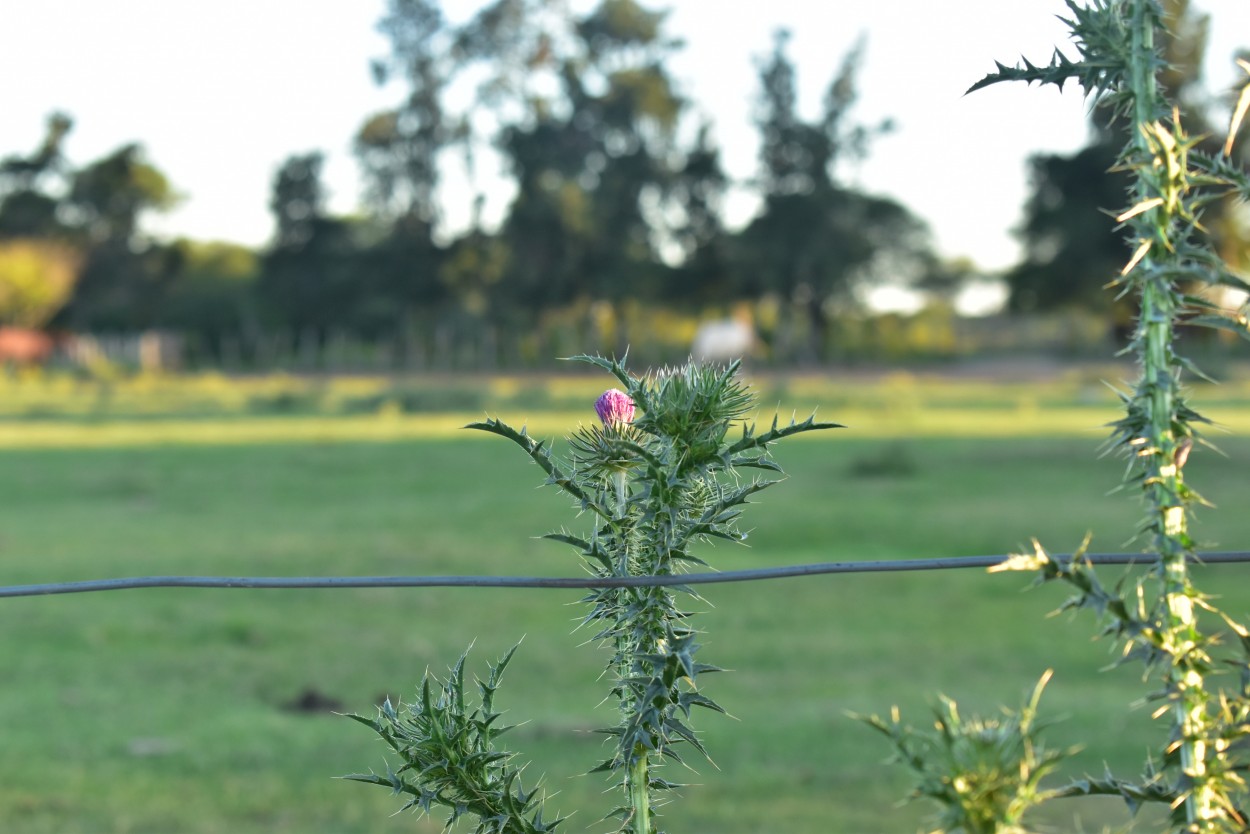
{"left": 868, "top": 2, "right": 1250, "bottom": 833}
{"left": 347, "top": 356, "right": 840, "bottom": 832}
{"left": 862, "top": 4, "right": 1250, "bottom": 833}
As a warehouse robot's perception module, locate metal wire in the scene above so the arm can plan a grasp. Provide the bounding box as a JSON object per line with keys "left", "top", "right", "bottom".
{"left": 3, "top": 551, "right": 1249, "bottom": 599}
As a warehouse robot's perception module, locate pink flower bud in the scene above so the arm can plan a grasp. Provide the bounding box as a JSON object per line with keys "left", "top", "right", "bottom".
{"left": 595, "top": 388, "right": 635, "bottom": 427}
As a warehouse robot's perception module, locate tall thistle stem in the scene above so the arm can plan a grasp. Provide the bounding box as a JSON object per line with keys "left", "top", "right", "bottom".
{"left": 1124, "top": 1, "right": 1210, "bottom": 825}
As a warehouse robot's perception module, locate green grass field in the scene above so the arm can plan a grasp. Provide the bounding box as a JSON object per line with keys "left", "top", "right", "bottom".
{"left": 1, "top": 371, "right": 1248, "bottom": 832}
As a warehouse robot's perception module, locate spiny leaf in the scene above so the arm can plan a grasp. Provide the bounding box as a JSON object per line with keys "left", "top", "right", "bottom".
{"left": 1190, "top": 149, "right": 1250, "bottom": 194}
{"left": 464, "top": 418, "right": 558, "bottom": 480}
{"left": 466, "top": 417, "right": 613, "bottom": 518}
{"left": 565, "top": 353, "right": 632, "bottom": 390}
{"left": 1185, "top": 313, "right": 1250, "bottom": 342}
{"left": 726, "top": 413, "right": 842, "bottom": 456}
{"left": 966, "top": 49, "right": 1114, "bottom": 96}
{"left": 541, "top": 532, "right": 591, "bottom": 551}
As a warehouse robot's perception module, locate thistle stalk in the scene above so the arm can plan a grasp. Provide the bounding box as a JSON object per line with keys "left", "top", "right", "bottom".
{"left": 1125, "top": 1, "right": 1210, "bottom": 824}
{"left": 600, "top": 390, "right": 652, "bottom": 832}
{"left": 613, "top": 457, "right": 650, "bottom": 834}
{"left": 628, "top": 751, "right": 651, "bottom": 834}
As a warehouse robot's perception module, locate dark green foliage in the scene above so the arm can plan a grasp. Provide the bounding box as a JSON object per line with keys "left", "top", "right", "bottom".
{"left": 0, "top": 1, "right": 955, "bottom": 360}
{"left": 0, "top": 112, "right": 73, "bottom": 241}
{"left": 53, "top": 143, "right": 183, "bottom": 331}
{"left": 67, "top": 143, "right": 177, "bottom": 245}
{"left": 489, "top": 1, "right": 682, "bottom": 324}
{"left": 159, "top": 240, "right": 261, "bottom": 354}
{"left": 738, "top": 30, "right": 935, "bottom": 360}
{"left": 0, "top": 113, "right": 74, "bottom": 240}
{"left": 360, "top": 0, "right": 448, "bottom": 224}
{"left": 1005, "top": 134, "right": 1131, "bottom": 316}
{"left": 667, "top": 123, "right": 730, "bottom": 305}
{"left": 260, "top": 153, "right": 394, "bottom": 342}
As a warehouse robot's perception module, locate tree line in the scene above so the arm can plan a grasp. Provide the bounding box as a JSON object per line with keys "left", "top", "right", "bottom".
{"left": 0, "top": 0, "right": 1245, "bottom": 368}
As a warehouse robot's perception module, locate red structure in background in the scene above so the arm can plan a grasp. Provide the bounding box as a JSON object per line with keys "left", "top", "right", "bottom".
{"left": 0, "top": 327, "right": 55, "bottom": 366}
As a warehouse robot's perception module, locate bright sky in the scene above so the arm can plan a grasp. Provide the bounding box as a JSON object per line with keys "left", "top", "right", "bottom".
{"left": 2, "top": 1, "right": 1248, "bottom": 284}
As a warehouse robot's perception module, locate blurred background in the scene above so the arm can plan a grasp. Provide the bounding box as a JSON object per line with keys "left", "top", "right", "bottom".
{"left": 1, "top": 0, "right": 1246, "bottom": 376}
{"left": 3, "top": 3, "right": 1250, "bottom": 832}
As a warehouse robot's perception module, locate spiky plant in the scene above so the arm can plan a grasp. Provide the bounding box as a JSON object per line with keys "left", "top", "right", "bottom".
{"left": 348, "top": 356, "right": 839, "bottom": 832}
{"left": 964, "top": 2, "right": 1250, "bottom": 832}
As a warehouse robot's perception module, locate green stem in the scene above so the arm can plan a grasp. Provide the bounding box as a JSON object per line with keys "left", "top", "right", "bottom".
{"left": 1144, "top": 276, "right": 1208, "bottom": 826}
{"left": 1127, "top": 1, "right": 1211, "bottom": 826}
{"left": 612, "top": 467, "right": 651, "bottom": 832}
{"left": 628, "top": 747, "right": 651, "bottom": 834}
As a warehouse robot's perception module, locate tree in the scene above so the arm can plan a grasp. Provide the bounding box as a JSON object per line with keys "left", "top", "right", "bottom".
{"left": 359, "top": 0, "right": 733, "bottom": 344}
{"left": 363, "top": 211, "right": 447, "bottom": 335}
{"left": 449, "top": 0, "right": 566, "bottom": 118}
{"left": 737, "top": 30, "right": 934, "bottom": 360}
{"left": 1, "top": 119, "right": 198, "bottom": 334}
{"left": 268, "top": 152, "right": 326, "bottom": 249}
{"left": 494, "top": 115, "right": 594, "bottom": 315}
{"left": 0, "top": 112, "right": 74, "bottom": 239}
{"left": 357, "top": 0, "right": 449, "bottom": 225}
{"left": 66, "top": 143, "right": 178, "bottom": 245}
{"left": 571, "top": 0, "right": 683, "bottom": 300}
{"left": 161, "top": 239, "right": 259, "bottom": 357}
{"left": 260, "top": 153, "right": 366, "bottom": 340}
{"left": 352, "top": 0, "right": 458, "bottom": 341}
{"left": 667, "top": 122, "right": 731, "bottom": 305}
{"left": 438, "top": 219, "right": 507, "bottom": 318}
{"left": 0, "top": 239, "right": 80, "bottom": 328}
{"left": 488, "top": 0, "right": 684, "bottom": 327}
{"left": 1005, "top": 132, "right": 1129, "bottom": 315}
{"left": 54, "top": 143, "right": 182, "bottom": 331}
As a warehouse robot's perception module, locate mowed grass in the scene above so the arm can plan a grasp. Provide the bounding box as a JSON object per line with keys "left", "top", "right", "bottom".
{"left": 0, "top": 394, "right": 1248, "bottom": 831}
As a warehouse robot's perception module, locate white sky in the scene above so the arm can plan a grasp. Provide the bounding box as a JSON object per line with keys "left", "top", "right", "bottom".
{"left": 2, "top": 0, "right": 1248, "bottom": 282}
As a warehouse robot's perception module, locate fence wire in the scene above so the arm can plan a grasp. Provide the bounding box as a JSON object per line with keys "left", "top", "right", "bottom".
{"left": 3, "top": 551, "right": 1250, "bottom": 599}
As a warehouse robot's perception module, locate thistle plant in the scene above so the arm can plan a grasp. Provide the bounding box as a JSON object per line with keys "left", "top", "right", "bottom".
{"left": 868, "top": 2, "right": 1250, "bottom": 833}
{"left": 347, "top": 355, "right": 839, "bottom": 832}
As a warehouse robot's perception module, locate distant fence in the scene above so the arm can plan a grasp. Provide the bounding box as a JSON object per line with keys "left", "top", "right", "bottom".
{"left": 32, "top": 309, "right": 1186, "bottom": 376}
{"left": 54, "top": 324, "right": 610, "bottom": 374}
{"left": 60, "top": 331, "right": 184, "bottom": 372}
{"left": 4, "top": 550, "right": 1248, "bottom": 599}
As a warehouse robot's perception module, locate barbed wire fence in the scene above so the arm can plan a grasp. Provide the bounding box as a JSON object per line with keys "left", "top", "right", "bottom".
{"left": 5, "top": 551, "right": 1249, "bottom": 599}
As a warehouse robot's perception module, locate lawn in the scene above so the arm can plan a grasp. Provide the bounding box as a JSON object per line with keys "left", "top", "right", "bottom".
{"left": 0, "top": 371, "right": 1248, "bottom": 832}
